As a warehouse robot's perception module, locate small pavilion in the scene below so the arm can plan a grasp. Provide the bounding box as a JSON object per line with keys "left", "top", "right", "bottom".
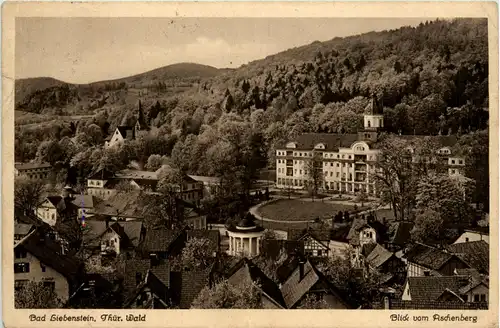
{"left": 227, "top": 213, "right": 265, "bottom": 257}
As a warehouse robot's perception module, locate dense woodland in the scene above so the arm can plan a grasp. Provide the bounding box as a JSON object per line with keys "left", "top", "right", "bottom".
{"left": 15, "top": 18, "right": 489, "bottom": 211}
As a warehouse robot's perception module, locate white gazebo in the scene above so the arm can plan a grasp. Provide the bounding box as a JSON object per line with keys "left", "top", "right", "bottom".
{"left": 227, "top": 213, "right": 265, "bottom": 257}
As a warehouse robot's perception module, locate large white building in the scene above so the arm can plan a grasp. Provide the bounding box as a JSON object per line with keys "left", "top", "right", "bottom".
{"left": 275, "top": 96, "right": 466, "bottom": 195}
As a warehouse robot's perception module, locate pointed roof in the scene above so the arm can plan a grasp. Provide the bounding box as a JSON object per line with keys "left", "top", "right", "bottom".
{"left": 227, "top": 258, "right": 286, "bottom": 308}
{"left": 406, "top": 275, "right": 470, "bottom": 302}
{"left": 365, "top": 94, "right": 383, "bottom": 115}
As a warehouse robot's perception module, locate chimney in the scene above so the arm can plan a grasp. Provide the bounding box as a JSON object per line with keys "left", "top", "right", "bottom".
{"left": 299, "top": 260, "right": 305, "bottom": 281}
{"left": 383, "top": 296, "right": 390, "bottom": 309}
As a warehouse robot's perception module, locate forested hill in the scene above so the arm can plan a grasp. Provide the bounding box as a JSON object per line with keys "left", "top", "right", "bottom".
{"left": 16, "top": 18, "right": 489, "bottom": 190}
{"left": 200, "top": 18, "right": 488, "bottom": 136}
{"left": 15, "top": 63, "right": 224, "bottom": 111}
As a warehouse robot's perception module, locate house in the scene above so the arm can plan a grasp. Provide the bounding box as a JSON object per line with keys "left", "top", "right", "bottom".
{"left": 328, "top": 224, "right": 351, "bottom": 258}
{"left": 14, "top": 223, "right": 34, "bottom": 244}
{"left": 14, "top": 229, "right": 84, "bottom": 303}
{"left": 445, "top": 240, "right": 489, "bottom": 274}
{"left": 67, "top": 273, "right": 122, "bottom": 309}
{"left": 86, "top": 169, "right": 118, "bottom": 200}
{"left": 122, "top": 258, "right": 171, "bottom": 308}
{"left": 183, "top": 201, "right": 207, "bottom": 230}
{"left": 82, "top": 219, "right": 145, "bottom": 257}
{"left": 362, "top": 243, "right": 406, "bottom": 284}
{"left": 227, "top": 258, "right": 286, "bottom": 309}
{"left": 173, "top": 262, "right": 217, "bottom": 309}
{"left": 87, "top": 167, "right": 204, "bottom": 205}
{"left": 404, "top": 243, "right": 471, "bottom": 277}
{"left": 275, "top": 95, "right": 466, "bottom": 195}
{"left": 123, "top": 270, "right": 170, "bottom": 309}
{"left": 187, "top": 175, "right": 223, "bottom": 199}
{"left": 93, "top": 191, "right": 145, "bottom": 221}
{"left": 139, "top": 227, "right": 187, "bottom": 260}
{"left": 454, "top": 228, "right": 489, "bottom": 244}
{"left": 105, "top": 101, "right": 149, "bottom": 149}
{"left": 71, "top": 194, "right": 99, "bottom": 220}
{"left": 35, "top": 188, "right": 79, "bottom": 226}
{"left": 280, "top": 259, "right": 352, "bottom": 309}
{"left": 454, "top": 269, "right": 489, "bottom": 303}
{"left": 386, "top": 221, "right": 414, "bottom": 252}
{"left": 401, "top": 275, "right": 488, "bottom": 304}
{"left": 347, "top": 217, "right": 388, "bottom": 248}
{"left": 15, "top": 162, "right": 52, "bottom": 180}
{"left": 288, "top": 229, "right": 330, "bottom": 258}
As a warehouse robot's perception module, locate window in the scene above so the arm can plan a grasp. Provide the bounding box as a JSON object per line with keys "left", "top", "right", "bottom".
{"left": 300, "top": 170, "right": 302, "bottom": 175}
{"left": 474, "top": 295, "right": 480, "bottom": 302}
{"left": 15, "top": 248, "right": 27, "bottom": 259}
{"left": 336, "top": 173, "right": 340, "bottom": 177}
{"left": 40, "top": 263, "right": 46, "bottom": 272}
{"left": 51, "top": 214, "right": 55, "bottom": 220}
{"left": 90, "top": 180, "right": 94, "bottom": 186}
{"left": 336, "top": 163, "right": 339, "bottom": 167}
{"left": 465, "top": 237, "right": 469, "bottom": 242}
{"left": 14, "top": 263, "right": 30, "bottom": 273}
{"left": 459, "top": 160, "right": 464, "bottom": 164}
{"left": 43, "top": 281, "right": 55, "bottom": 291}
{"left": 317, "top": 250, "right": 322, "bottom": 256}
{"left": 451, "top": 160, "right": 455, "bottom": 164}
{"left": 330, "top": 163, "right": 333, "bottom": 167}
{"left": 480, "top": 294, "right": 486, "bottom": 302}
{"left": 14, "top": 280, "right": 28, "bottom": 291}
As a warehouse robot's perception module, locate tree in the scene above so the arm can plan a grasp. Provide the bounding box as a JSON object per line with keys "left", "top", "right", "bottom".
{"left": 459, "top": 129, "right": 489, "bottom": 211}
{"left": 415, "top": 173, "right": 474, "bottom": 226}
{"left": 145, "top": 154, "right": 163, "bottom": 172}
{"left": 15, "top": 281, "right": 63, "bottom": 309}
{"left": 15, "top": 176, "right": 46, "bottom": 215}
{"left": 180, "top": 237, "right": 216, "bottom": 270}
{"left": 355, "top": 190, "right": 369, "bottom": 207}
{"left": 411, "top": 208, "right": 444, "bottom": 243}
{"left": 191, "top": 279, "right": 262, "bottom": 309}
{"left": 317, "top": 249, "right": 383, "bottom": 308}
{"left": 305, "top": 152, "right": 324, "bottom": 201}
{"left": 371, "top": 135, "right": 443, "bottom": 221}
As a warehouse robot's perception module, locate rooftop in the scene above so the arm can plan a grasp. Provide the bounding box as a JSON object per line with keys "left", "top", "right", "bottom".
{"left": 15, "top": 162, "right": 52, "bottom": 170}
{"left": 406, "top": 275, "right": 470, "bottom": 302}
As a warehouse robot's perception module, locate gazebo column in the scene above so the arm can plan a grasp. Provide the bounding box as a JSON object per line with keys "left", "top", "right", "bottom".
{"left": 229, "top": 236, "right": 232, "bottom": 254}
{"left": 256, "top": 237, "right": 260, "bottom": 255}
{"left": 249, "top": 237, "right": 253, "bottom": 256}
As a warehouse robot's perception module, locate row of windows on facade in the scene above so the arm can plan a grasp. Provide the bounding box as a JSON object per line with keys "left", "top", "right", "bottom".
{"left": 277, "top": 161, "right": 375, "bottom": 170}
{"left": 28, "top": 174, "right": 49, "bottom": 179}
{"left": 14, "top": 279, "right": 54, "bottom": 291}
{"left": 39, "top": 210, "right": 56, "bottom": 221}
{"left": 278, "top": 168, "right": 369, "bottom": 179}
{"left": 14, "top": 262, "right": 47, "bottom": 274}
{"left": 277, "top": 151, "right": 375, "bottom": 160}
{"left": 276, "top": 178, "right": 373, "bottom": 192}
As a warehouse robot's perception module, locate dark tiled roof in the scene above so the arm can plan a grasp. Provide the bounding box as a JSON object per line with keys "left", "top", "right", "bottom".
{"left": 94, "top": 191, "right": 144, "bottom": 218}
{"left": 382, "top": 300, "right": 488, "bottom": 310}
{"left": 278, "top": 133, "right": 360, "bottom": 151}
{"left": 228, "top": 258, "right": 286, "bottom": 308}
{"left": 388, "top": 221, "right": 414, "bottom": 246}
{"left": 117, "top": 126, "right": 135, "bottom": 139}
{"left": 15, "top": 162, "right": 52, "bottom": 170}
{"left": 122, "top": 259, "right": 151, "bottom": 295}
{"left": 123, "top": 270, "right": 170, "bottom": 308}
{"left": 16, "top": 229, "right": 84, "bottom": 282}
{"left": 404, "top": 243, "right": 458, "bottom": 271}
{"left": 458, "top": 274, "right": 489, "bottom": 294}
{"left": 445, "top": 241, "right": 489, "bottom": 274}
{"left": 141, "top": 227, "right": 184, "bottom": 253}
{"left": 365, "top": 244, "right": 393, "bottom": 269}
{"left": 280, "top": 260, "right": 349, "bottom": 309}
{"left": 406, "top": 276, "right": 470, "bottom": 302}
{"left": 15, "top": 223, "right": 34, "bottom": 236}
{"left": 347, "top": 219, "right": 388, "bottom": 246}
{"left": 179, "top": 264, "right": 214, "bottom": 309}
{"left": 72, "top": 195, "right": 97, "bottom": 209}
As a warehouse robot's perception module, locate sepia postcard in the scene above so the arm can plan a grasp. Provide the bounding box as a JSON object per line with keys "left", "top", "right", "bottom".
{"left": 2, "top": 1, "right": 499, "bottom": 328}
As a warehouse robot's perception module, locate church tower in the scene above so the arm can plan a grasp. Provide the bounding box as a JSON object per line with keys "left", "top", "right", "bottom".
{"left": 359, "top": 94, "right": 384, "bottom": 142}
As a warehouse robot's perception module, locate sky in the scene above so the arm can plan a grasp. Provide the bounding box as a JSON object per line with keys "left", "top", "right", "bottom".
{"left": 16, "top": 17, "right": 429, "bottom": 84}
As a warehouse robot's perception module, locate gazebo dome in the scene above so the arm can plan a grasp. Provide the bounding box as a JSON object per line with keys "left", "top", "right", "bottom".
{"left": 237, "top": 213, "right": 257, "bottom": 228}
{"left": 227, "top": 213, "right": 264, "bottom": 233}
